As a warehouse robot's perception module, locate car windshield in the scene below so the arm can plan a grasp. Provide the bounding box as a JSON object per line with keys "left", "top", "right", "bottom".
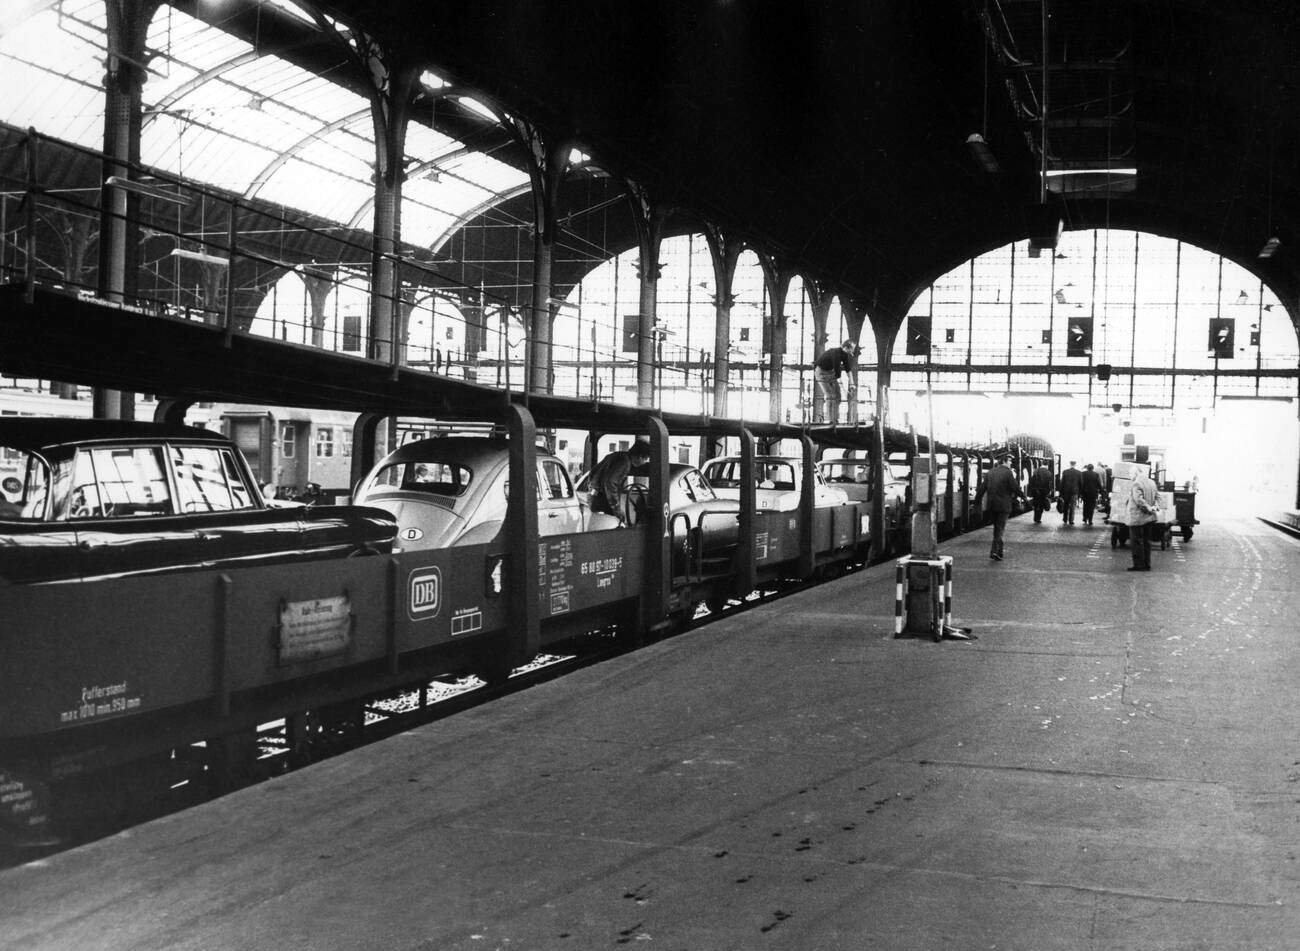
{"left": 821, "top": 462, "right": 871, "bottom": 484}
{"left": 758, "top": 463, "right": 795, "bottom": 490}
{"left": 370, "top": 460, "right": 473, "bottom": 497}
{"left": 0, "top": 448, "right": 50, "bottom": 520}
{"left": 702, "top": 461, "right": 740, "bottom": 489}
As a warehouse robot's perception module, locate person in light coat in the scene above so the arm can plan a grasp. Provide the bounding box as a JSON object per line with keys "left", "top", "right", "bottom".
{"left": 1125, "top": 468, "right": 1160, "bottom": 571}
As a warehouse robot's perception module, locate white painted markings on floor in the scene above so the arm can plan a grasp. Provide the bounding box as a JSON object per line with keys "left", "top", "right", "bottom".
{"left": 1086, "top": 527, "right": 1107, "bottom": 559}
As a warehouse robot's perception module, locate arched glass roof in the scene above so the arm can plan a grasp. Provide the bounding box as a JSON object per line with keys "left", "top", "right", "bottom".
{"left": 0, "top": 0, "right": 529, "bottom": 248}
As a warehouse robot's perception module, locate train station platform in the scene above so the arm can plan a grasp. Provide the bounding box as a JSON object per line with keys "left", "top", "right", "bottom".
{"left": 4, "top": 514, "right": 1298, "bottom": 950}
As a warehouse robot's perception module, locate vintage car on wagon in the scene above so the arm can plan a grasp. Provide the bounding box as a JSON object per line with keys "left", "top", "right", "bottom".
{"left": 701, "top": 455, "right": 849, "bottom": 511}
{"left": 577, "top": 461, "right": 741, "bottom": 555}
{"left": 0, "top": 419, "right": 396, "bottom": 586}
{"left": 353, "top": 436, "right": 621, "bottom": 551}
{"left": 817, "top": 457, "right": 912, "bottom": 506}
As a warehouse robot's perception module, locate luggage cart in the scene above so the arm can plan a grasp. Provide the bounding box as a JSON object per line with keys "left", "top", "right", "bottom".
{"left": 1170, "top": 490, "right": 1198, "bottom": 541}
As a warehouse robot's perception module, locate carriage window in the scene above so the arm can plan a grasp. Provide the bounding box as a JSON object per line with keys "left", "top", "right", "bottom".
{"left": 69, "top": 447, "right": 173, "bottom": 518}
{"left": 280, "top": 423, "right": 295, "bottom": 458}
{"left": 172, "top": 446, "right": 253, "bottom": 513}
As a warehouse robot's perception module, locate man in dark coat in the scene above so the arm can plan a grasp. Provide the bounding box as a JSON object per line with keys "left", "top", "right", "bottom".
{"left": 1080, "top": 463, "right": 1104, "bottom": 526}
{"left": 813, "top": 340, "right": 858, "bottom": 424}
{"left": 974, "top": 456, "right": 1027, "bottom": 560}
{"left": 1028, "top": 463, "right": 1054, "bottom": 523}
{"left": 1058, "top": 460, "right": 1082, "bottom": 525}
{"left": 587, "top": 441, "right": 652, "bottom": 525}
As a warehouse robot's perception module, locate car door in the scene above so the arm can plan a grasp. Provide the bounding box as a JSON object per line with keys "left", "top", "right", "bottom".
{"left": 537, "top": 457, "right": 582, "bottom": 534}
{"left": 0, "top": 451, "right": 79, "bottom": 585}
{"left": 68, "top": 443, "right": 206, "bottom": 581}
{"left": 169, "top": 443, "right": 302, "bottom": 565}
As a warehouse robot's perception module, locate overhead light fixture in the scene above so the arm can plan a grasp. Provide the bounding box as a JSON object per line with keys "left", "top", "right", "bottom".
{"left": 171, "top": 248, "right": 229, "bottom": 267}
{"left": 1027, "top": 204, "right": 1064, "bottom": 255}
{"left": 1258, "top": 236, "right": 1282, "bottom": 259}
{"left": 105, "top": 175, "right": 191, "bottom": 206}
{"left": 1044, "top": 167, "right": 1138, "bottom": 178}
{"left": 965, "top": 133, "right": 1000, "bottom": 173}
{"left": 1044, "top": 167, "right": 1139, "bottom": 197}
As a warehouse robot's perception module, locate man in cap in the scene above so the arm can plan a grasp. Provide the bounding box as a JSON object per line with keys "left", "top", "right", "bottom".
{"left": 1058, "top": 460, "right": 1082, "bottom": 525}
{"left": 974, "top": 456, "right": 1027, "bottom": 561}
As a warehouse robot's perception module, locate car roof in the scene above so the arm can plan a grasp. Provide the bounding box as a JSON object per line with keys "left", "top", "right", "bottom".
{"left": 627, "top": 462, "right": 700, "bottom": 477}
{"left": 704, "top": 455, "right": 800, "bottom": 464}
{"left": 0, "top": 418, "right": 228, "bottom": 453}
{"left": 378, "top": 436, "right": 530, "bottom": 468}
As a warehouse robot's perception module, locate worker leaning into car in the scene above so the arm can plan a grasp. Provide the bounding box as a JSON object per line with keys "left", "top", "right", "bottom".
{"left": 588, "top": 440, "right": 652, "bottom": 526}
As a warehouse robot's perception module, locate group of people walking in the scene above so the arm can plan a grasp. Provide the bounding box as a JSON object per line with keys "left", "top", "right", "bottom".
{"left": 1031, "top": 460, "right": 1104, "bottom": 526}
{"left": 976, "top": 456, "right": 1163, "bottom": 571}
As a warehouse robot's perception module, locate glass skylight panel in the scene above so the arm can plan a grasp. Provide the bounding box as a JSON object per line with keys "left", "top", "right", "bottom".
{"left": 143, "top": 119, "right": 277, "bottom": 192}
{"left": 2, "top": 67, "right": 103, "bottom": 149}
{"left": 3, "top": 0, "right": 545, "bottom": 278}
{"left": 146, "top": 8, "right": 248, "bottom": 83}
{"left": 0, "top": 0, "right": 106, "bottom": 147}
{"left": 291, "top": 122, "right": 372, "bottom": 177}
{"left": 254, "top": 63, "right": 366, "bottom": 123}
{"left": 399, "top": 192, "right": 458, "bottom": 248}
{"left": 440, "top": 150, "right": 529, "bottom": 195}
{"left": 456, "top": 96, "right": 501, "bottom": 123}
{"left": 404, "top": 123, "right": 461, "bottom": 164}
{"left": 265, "top": 156, "right": 369, "bottom": 222}
{"left": 259, "top": 0, "right": 320, "bottom": 27}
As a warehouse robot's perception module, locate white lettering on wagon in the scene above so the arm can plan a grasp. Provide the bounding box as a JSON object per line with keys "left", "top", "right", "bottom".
{"left": 58, "top": 680, "right": 142, "bottom": 725}
{"left": 408, "top": 567, "right": 442, "bottom": 620}
{"left": 580, "top": 555, "right": 623, "bottom": 589}
{"left": 451, "top": 607, "right": 482, "bottom": 636}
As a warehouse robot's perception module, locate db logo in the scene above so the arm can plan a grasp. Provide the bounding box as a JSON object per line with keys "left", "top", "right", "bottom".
{"left": 408, "top": 567, "right": 442, "bottom": 618}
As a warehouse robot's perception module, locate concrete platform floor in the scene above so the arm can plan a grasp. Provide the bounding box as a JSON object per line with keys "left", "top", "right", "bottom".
{"left": 3, "top": 515, "right": 1298, "bottom": 950}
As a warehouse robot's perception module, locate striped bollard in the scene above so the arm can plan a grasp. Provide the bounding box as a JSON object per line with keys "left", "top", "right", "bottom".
{"left": 944, "top": 557, "right": 954, "bottom": 630}
{"left": 894, "top": 559, "right": 905, "bottom": 636}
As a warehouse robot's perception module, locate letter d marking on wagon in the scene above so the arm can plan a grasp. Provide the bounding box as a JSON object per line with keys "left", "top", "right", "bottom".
{"left": 408, "top": 567, "right": 442, "bottom": 619}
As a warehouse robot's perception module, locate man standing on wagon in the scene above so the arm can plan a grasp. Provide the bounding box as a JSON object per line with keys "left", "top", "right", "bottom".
{"left": 813, "top": 340, "right": 858, "bottom": 424}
